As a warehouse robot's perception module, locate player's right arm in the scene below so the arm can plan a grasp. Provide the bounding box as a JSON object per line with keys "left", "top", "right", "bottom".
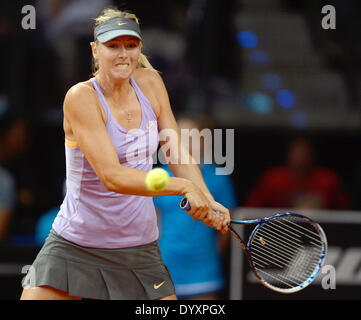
{"left": 63, "top": 83, "right": 192, "bottom": 198}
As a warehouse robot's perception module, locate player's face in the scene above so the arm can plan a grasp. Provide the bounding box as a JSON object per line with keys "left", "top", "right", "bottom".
{"left": 94, "top": 36, "right": 141, "bottom": 80}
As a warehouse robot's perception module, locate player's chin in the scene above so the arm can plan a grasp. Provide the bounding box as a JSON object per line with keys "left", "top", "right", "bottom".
{"left": 111, "top": 68, "right": 133, "bottom": 80}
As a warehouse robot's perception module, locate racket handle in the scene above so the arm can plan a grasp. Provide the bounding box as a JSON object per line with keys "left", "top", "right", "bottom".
{"left": 180, "top": 197, "right": 229, "bottom": 229}
{"left": 180, "top": 197, "right": 220, "bottom": 215}
{"left": 180, "top": 197, "right": 191, "bottom": 211}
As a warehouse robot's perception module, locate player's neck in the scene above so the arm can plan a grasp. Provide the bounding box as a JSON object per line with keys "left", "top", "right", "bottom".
{"left": 96, "top": 73, "right": 132, "bottom": 99}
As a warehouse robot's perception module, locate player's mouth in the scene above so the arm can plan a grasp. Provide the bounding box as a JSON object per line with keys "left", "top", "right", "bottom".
{"left": 115, "top": 63, "right": 129, "bottom": 69}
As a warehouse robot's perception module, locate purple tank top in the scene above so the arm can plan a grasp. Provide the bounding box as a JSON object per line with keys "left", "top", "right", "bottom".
{"left": 52, "top": 77, "right": 159, "bottom": 248}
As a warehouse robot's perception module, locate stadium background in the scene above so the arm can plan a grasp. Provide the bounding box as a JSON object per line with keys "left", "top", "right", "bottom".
{"left": 0, "top": 0, "right": 360, "bottom": 299}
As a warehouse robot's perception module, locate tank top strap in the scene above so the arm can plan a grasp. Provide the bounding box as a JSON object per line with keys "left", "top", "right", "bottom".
{"left": 130, "top": 77, "right": 157, "bottom": 120}
{"left": 90, "top": 77, "right": 111, "bottom": 124}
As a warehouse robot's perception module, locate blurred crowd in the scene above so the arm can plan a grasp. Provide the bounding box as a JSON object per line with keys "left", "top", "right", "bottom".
{"left": 0, "top": 0, "right": 360, "bottom": 299}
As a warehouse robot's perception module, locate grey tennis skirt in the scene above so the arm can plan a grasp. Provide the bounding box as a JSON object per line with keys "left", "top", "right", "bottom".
{"left": 22, "top": 229, "right": 176, "bottom": 300}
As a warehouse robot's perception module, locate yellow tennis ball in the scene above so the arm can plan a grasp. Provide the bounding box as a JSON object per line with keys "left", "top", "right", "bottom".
{"left": 145, "top": 168, "right": 170, "bottom": 191}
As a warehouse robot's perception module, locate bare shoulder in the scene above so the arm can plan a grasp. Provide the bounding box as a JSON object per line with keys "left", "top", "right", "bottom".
{"left": 133, "top": 67, "right": 163, "bottom": 87}
{"left": 65, "top": 80, "right": 96, "bottom": 105}
{"left": 63, "top": 80, "right": 105, "bottom": 124}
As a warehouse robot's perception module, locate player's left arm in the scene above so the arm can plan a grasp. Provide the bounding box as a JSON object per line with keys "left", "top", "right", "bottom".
{"left": 144, "top": 70, "right": 230, "bottom": 230}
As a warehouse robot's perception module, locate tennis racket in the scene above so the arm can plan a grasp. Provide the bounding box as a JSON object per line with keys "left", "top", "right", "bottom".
{"left": 180, "top": 197, "right": 327, "bottom": 294}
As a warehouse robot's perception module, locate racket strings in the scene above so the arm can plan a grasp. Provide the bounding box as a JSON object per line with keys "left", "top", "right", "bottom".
{"left": 257, "top": 221, "right": 321, "bottom": 276}
{"left": 256, "top": 221, "right": 323, "bottom": 259}
{"left": 251, "top": 242, "right": 314, "bottom": 285}
{"left": 277, "top": 219, "right": 323, "bottom": 244}
{"left": 252, "top": 224, "right": 321, "bottom": 274}
{"left": 249, "top": 216, "right": 323, "bottom": 290}
{"left": 258, "top": 231, "right": 321, "bottom": 284}
{"left": 252, "top": 240, "right": 317, "bottom": 287}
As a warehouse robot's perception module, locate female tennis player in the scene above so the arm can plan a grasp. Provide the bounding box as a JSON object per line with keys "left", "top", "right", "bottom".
{"left": 20, "top": 7, "right": 230, "bottom": 300}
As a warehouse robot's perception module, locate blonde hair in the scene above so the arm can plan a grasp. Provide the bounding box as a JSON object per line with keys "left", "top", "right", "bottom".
{"left": 92, "top": 7, "right": 156, "bottom": 76}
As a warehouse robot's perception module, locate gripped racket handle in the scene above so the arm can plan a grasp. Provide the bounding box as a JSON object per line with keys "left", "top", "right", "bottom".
{"left": 180, "top": 197, "right": 191, "bottom": 211}
{"left": 180, "top": 197, "right": 235, "bottom": 234}
{"left": 180, "top": 197, "right": 221, "bottom": 215}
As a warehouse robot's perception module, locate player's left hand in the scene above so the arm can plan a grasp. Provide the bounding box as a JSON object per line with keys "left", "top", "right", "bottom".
{"left": 203, "top": 201, "right": 230, "bottom": 234}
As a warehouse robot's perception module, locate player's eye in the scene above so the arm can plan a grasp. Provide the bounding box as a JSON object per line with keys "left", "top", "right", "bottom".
{"left": 126, "top": 42, "right": 138, "bottom": 49}
{"left": 106, "top": 43, "right": 118, "bottom": 48}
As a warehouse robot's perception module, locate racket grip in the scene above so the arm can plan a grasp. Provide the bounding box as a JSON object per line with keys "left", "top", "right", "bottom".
{"left": 180, "top": 197, "right": 229, "bottom": 229}
{"left": 180, "top": 197, "right": 220, "bottom": 214}
{"left": 180, "top": 197, "right": 191, "bottom": 211}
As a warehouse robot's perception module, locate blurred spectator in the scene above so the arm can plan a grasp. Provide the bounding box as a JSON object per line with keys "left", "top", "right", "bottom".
{"left": 245, "top": 137, "right": 349, "bottom": 210}
{"left": 139, "top": 2, "right": 190, "bottom": 113}
{"left": 35, "top": 0, "right": 112, "bottom": 96}
{"left": 0, "top": 111, "right": 24, "bottom": 244}
{"left": 154, "top": 114, "right": 237, "bottom": 299}
{"left": 0, "top": 168, "right": 15, "bottom": 243}
{"left": 0, "top": 107, "right": 54, "bottom": 245}
{"left": 0, "top": 2, "right": 16, "bottom": 96}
